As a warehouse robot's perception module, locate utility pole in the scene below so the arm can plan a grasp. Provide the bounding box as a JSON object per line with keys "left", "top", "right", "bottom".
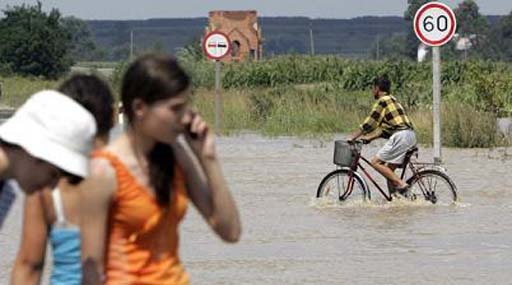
{"left": 309, "top": 21, "right": 315, "bottom": 56}
{"left": 130, "top": 29, "right": 134, "bottom": 60}
{"left": 376, "top": 35, "right": 380, "bottom": 60}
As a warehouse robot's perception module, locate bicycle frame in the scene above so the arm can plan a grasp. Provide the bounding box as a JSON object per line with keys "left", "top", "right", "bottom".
{"left": 341, "top": 146, "right": 425, "bottom": 202}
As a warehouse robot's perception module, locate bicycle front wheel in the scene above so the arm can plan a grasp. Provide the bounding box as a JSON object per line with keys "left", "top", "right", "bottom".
{"left": 316, "top": 169, "right": 368, "bottom": 202}
{"left": 407, "top": 169, "right": 457, "bottom": 204}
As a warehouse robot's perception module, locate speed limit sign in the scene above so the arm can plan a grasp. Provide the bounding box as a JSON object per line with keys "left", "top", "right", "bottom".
{"left": 414, "top": 2, "right": 457, "bottom": 47}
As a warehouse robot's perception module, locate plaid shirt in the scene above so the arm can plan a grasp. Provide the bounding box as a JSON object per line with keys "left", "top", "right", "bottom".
{"left": 359, "top": 94, "right": 414, "bottom": 138}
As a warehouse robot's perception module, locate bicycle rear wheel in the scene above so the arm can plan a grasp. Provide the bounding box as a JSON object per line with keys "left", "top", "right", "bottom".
{"left": 316, "top": 169, "right": 369, "bottom": 202}
{"left": 406, "top": 169, "right": 457, "bottom": 204}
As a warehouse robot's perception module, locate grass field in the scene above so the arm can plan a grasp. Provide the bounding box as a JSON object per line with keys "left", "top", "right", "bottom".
{"left": 1, "top": 61, "right": 509, "bottom": 148}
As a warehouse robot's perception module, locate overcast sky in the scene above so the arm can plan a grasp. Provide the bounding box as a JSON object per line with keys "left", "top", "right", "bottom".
{"left": 1, "top": 0, "right": 511, "bottom": 20}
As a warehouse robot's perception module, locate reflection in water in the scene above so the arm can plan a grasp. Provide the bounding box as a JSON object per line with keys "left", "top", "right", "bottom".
{"left": 1, "top": 131, "right": 511, "bottom": 284}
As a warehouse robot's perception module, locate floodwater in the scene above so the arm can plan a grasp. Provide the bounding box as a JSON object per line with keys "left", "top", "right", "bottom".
{"left": 2, "top": 131, "right": 512, "bottom": 284}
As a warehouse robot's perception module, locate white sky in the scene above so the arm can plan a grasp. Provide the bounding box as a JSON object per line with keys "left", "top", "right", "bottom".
{"left": 1, "top": 0, "right": 510, "bottom": 20}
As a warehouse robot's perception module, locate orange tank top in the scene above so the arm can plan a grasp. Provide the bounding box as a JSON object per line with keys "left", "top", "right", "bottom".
{"left": 94, "top": 150, "right": 189, "bottom": 285}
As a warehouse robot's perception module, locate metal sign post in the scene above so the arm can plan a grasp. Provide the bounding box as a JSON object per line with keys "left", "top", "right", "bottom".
{"left": 414, "top": 2, "right": 457, "bottom": 165}
{"left": 215, "top": 60, "right": 221, "bottom": 132}
{"left": 432, "top": 46, "right": 442, "bottom": 164}
{"left": 203, "top": 31, "right": 232, "bottom": 133}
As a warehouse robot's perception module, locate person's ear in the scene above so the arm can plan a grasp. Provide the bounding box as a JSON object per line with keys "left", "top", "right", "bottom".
{"left": 132, "top": 99, "right": 147, "bottom": 120}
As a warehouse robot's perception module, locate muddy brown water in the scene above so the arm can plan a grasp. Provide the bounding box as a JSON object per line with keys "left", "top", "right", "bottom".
{"left": 2, "top": 131, "right": 512, "bottom": 284}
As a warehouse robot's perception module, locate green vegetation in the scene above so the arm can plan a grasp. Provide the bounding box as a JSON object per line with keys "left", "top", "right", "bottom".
{"left": 191, "top": 86, "right": 504, "bottom": 148}
{"left": 178, "top": 56, "right": 512, "bottom": 118}
{"left": 2, "top": 53, "right": 510, "bottom": 148}
{"left": 1, "top": 55, "right": 509, "bottom": 148}
{"left": 0, "top": 1, "right": 509, "bottom": 148}
{"left": 0, "top": 2, "right": 72, "bottom": 78}
{"left": 397, "top": 0, "right": 512, "bottom": 61}
{"left": 0, "top": 2, "right": 97, "bottom": 78}
{"left": 0, "top": 76, "right": 58, "bottom": 107}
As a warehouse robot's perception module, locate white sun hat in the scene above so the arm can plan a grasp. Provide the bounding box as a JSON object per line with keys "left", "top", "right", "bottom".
{"left": 0, "top": 90, "right": 97, "bottom": 177}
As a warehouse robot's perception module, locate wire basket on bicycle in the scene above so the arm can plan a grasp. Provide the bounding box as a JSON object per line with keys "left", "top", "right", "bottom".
{"left": 333, "top": 140, "right": 362, "bottom": 167}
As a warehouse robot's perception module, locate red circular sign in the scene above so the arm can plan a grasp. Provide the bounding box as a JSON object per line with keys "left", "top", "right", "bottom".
{"left": 202, "top": 31, "right": 232, "bottom": 60}
{"left": 414, "top": 2, "right": 457, "bottom": 47}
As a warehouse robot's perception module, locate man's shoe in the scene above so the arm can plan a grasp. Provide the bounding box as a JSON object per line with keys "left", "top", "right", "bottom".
{"left": 395, "top": 184, "right": 411, "bottom": 198}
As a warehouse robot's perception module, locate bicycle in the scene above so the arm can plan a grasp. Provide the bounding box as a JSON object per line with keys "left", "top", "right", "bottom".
{"left": 316, "top": 140, "right": 457, "bottom": 204}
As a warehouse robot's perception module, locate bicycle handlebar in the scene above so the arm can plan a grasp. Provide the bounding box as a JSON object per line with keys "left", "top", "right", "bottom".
{"left": 347, "top": 139, "right": 370, "bottom": 145}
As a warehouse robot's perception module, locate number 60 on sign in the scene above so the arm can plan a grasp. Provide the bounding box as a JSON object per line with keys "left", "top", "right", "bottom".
{"left": 414, "top": 2, "right": 457, "bottom": 47}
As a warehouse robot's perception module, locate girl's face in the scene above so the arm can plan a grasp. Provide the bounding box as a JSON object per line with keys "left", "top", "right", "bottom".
{"left": 134, "top": 90, "right": 192, "bottom": 144}
{"left": 17, "top": 153, "right": 61, "bottom": 194}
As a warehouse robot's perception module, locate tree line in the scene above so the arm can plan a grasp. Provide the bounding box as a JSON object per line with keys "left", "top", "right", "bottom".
{"left": 373, "top": 0, "right": 512, "bottom": 61}
{"left": 1, "top": 1, "right": 512, "bottom": 78}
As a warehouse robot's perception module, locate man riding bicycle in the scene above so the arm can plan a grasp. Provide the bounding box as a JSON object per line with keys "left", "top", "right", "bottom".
{"left": 349, "top": 76, "right": 416, "bottom": 196}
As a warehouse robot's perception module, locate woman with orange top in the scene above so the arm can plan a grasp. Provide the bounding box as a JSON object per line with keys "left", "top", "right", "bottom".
{"left": 80, "top": 54, "right": 241, "bottom": 285}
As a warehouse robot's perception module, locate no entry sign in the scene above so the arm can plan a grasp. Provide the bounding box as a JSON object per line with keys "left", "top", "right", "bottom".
{"left": 414, "top": 2, "right": 457, "bottom": 47}
{"left": 203, "top": 31, "right": 231, "bottom": 60}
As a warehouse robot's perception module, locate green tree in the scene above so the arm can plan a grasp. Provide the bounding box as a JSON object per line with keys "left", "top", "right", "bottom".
{"left": 455, "top": 0, "right": 491, "bottom": 57}
{"left": 489, "top": 11, "right": 512, "bottom": 61}
{"left": 404, "top": 0, "right": 433, "bottom": 21}
{"left": 453, "top": 0, "right": 490, "bottom": 59}
{"left": 404, "top": 0, "right": 434, "bottom": 59}
{"left": 62, "top": 16, "right": 97, "bottom": 62}
{"left": 176, "top": 37, "right": 204, "bottom": 63}
{"left": 150, "top": 40, "right": 166, "bottom": 54}
{"left": 455, "top": 0, "right": 489, "bottom": 36}
{"left": 0, "top": 1, "right": 73, "bottom": 78}
{"left": 370, "top": 34, "right": 407, "bottom": 60}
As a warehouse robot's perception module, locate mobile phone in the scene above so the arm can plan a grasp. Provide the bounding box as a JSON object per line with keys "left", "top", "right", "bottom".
{"left": 187, "top": 111, "right": 199, "bottom": 140}
{"left": 187, "top": 124, "right": 199, "bottom": 140}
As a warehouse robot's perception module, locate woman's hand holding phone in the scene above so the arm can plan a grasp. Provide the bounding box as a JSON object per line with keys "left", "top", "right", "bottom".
{"left": 185, "top": 111, "right": 216, "bottom": 160}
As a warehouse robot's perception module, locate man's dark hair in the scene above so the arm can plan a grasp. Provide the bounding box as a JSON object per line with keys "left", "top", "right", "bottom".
{"left": 373, "top": 77, "right": 391, "bottom": 94}
{"left": 58, "top": 74, "right": 115, "bottom": 138}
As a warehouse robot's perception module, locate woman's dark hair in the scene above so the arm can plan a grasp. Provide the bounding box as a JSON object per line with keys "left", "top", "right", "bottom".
{"left": 373, "top": 76, "right": 391, "bottom": 94}
{"left": 61, "top": 171, "right": 83, "bottom": 185}
{"left": 58, "top": 74, "right": 115, "bottom": 138}
{"left": 121, "top": 54, "right": 191, "bottom": 207}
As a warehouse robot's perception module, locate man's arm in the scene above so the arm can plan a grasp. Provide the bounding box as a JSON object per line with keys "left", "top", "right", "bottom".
{"left": 362, "top": 129, "right": 383, "bottom": 142}
{"left": 349, "top": 100, "right": 385, "bottom": 141}
{"left": 348, "top": 129, "right": 364, "bottom": 141}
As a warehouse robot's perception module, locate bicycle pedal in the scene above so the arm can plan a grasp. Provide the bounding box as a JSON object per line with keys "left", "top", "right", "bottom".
{"left": 430, "top": 192, "right": 438, "bottom": 204}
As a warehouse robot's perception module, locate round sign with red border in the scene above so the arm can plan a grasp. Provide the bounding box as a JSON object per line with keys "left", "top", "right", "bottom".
{"left": 414, "top": 2, "right": 457, "bottom": 47}
{"left": 203, "top": 31, "right": 232, "bottom": 60}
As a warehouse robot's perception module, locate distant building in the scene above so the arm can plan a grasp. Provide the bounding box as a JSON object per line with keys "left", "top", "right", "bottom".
{"left": 206, "top": 10, "right": 263, "bottom": 62}
{"left": 454, "top": 34, "right": 477, "bottom": 51}
{"left": 417, "top": 43, "right": 429, "bottom": 63}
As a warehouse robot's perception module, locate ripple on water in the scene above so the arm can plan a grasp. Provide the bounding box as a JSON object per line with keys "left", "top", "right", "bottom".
{"left": 309, "top": 196, "right": 465, "bottom": 209}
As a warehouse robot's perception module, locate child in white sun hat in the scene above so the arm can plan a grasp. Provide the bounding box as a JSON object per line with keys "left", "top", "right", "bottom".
{"left": 0, "top": 89, "right": 97, "bottom": 228}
